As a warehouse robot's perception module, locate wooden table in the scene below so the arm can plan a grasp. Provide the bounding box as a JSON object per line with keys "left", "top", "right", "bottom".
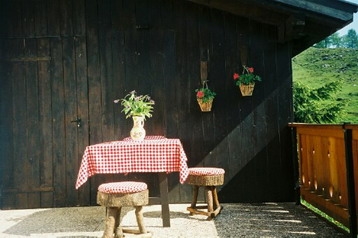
{"left": 75, "top": 136, "right": 189, "bottom": 227}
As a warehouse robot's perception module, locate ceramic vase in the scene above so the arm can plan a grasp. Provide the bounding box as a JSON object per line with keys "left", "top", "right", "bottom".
{"left": 130, "top": 116, "right": 146, "bottom": 141}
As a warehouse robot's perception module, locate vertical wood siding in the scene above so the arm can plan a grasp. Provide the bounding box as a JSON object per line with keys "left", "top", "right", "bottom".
{"left": 0, "top": 0, "right": 294, "bottom": 208}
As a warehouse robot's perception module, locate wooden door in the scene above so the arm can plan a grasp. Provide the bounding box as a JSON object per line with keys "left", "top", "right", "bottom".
{"left": 0, "top": 36, "right": 89, "bottom": 208}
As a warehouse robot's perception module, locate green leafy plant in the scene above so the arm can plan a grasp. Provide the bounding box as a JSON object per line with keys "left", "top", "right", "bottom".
{"left": 293, "top": 81, "right": 346, "bottom": 123}
{"left": 233, "top": 65, "right": 261, "bottom": 85}
{"left": 195, "top": 82, "right": 216, "bottom": 103}
{"left": 114, "top": 90, "right": 155, "bottom": 119}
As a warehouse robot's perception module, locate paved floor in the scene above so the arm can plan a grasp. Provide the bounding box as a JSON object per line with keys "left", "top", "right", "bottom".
{"left": 0, "top": 203, "right": 350, "bottom": 238}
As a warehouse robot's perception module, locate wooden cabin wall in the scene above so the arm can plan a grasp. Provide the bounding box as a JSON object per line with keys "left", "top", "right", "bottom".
{"left": 0, "top": 0, "right": 294, "bottom": 208}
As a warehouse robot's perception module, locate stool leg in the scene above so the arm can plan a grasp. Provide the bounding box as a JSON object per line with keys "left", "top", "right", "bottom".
{"left": 213, "top": 187, "right": 220, "bottom": 210}
{"left": 103, "top": 207, "right": 119, "bottom": 238}
{"left": 205, "top": 186, "right": 214, "bottom": 213}
{"left": 190, "top": 185, "right": 199, "bottom": 208}
{"left": 115, "top": 207, "right": 124, "bottom": 238}
{"left": 135, "top": 206, "right": 147, "bottom": 234}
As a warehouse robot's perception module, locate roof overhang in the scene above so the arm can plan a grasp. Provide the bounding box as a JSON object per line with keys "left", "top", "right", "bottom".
{"left": 186, "top": 0, "right": 358, "bottom": 56}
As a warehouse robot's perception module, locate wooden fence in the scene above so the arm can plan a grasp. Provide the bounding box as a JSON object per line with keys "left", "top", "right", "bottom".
{"left": 289, "top": 123, "right": 357, "bottom": 237}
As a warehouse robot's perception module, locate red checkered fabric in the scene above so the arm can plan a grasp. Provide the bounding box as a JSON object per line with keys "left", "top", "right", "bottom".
{"left": 98, "top": 181, "right": 147, "bottom": 194}
{"left": 75, "top": 137, "right": 189, "bottom": 189}
{"left": 188, "top": 167, "right": 225, "bottom": 176}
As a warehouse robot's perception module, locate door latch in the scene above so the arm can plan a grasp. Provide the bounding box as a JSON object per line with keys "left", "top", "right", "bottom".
{"left": 71, "top": 117, "right": 82, "bottom": 128}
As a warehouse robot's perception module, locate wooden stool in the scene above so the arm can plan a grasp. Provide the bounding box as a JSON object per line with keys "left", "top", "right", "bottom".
{"left": 186, "top": 167, "right": 225, "bottom": 220}
{"left": 97, "top": 181, "right": 152, "bottom": 238}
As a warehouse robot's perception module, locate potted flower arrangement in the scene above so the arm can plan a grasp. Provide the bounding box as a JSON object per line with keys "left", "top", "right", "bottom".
{"left": 114, "top": 90, "right": 155, "bottom": 119}
{"left": 114, "top": 90, "right": 155, "bottom": 140}
{"left": 195, "top": 81, "right": 216, "bottom": 112}
{"left": 233, "top": 65, "right": 261, "bottom": 96}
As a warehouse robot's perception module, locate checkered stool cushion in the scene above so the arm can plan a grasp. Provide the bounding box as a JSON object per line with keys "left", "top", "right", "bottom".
{"left": 186, "top": 167, "right": 225, "bottom": 186}
{"left": 98, "top": 181, "right": 148, "bottom": 194}
{"left": 188, "top": 167, "right": 225, "bottom": 176}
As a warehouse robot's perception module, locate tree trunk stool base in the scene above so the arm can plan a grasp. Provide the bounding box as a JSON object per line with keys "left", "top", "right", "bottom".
{"left": 185, "top": 167, "right": 225, "bottom": 220}
{"left": 97, "top": 181, "right": 152, "bottom": 238}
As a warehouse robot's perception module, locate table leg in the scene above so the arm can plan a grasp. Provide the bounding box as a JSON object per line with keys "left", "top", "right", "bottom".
{"left": 158, "top": 172, "right": 170, "bottom": 227}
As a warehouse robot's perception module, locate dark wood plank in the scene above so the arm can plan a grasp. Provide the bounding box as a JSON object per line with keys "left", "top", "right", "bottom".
{"left": 98, "top": 0, "right": 116, "bottom": 141}
{"left": 63, "top": 37, "right": 78, "bottom": 206}
{"left": 47, "top": 0, "right": 60, "bottom": 36}
{"left": 22, "top": 0, "right": 35, "bottom": 37}
{"left": 34, "top": 0, "right": 48, "bottom": 36}
{"left": 75, "top": 35, "right": 90, "bottom": 206}
{"left": 24, "top": 38, "right": 41, "bottom": 208}
{"left": 111, "top": 31, "right": 126, "bottom": 139}
{"left": 86, "top": 0, "right": 106, "bottom": 203}
{"left": 50, "top": 37, "right": 67, "bottom": 207}
{"left": 60, "top": 0, "right": 74, "bottom": 36}
{"left": 73, "top": 0, "right": 86, "bottom": 36}
{"left": 0, "top": 39, "right": 15, "bottom": 208}
{"left": 11, "top": 42, "right": 29, "bottom": 208}
{"left": 37, "top": 38, "right": 54, "bottom": 207}
{"left": 4, "top": 2, "right": 23, "bottom": 37}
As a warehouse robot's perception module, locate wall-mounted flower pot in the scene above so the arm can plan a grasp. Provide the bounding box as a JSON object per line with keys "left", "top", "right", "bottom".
{"left": 239, "top": 83, "right": 255, "bottom": 96}
{"left": 197, "top": 98, "right": 213, "bottom": 112}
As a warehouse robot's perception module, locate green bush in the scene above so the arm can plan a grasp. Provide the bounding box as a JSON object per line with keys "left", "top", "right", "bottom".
{"left": 293, "top": 81, "right": 346, "bottom": 123}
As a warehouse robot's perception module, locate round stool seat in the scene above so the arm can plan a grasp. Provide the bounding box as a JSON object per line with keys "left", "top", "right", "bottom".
{"left": 97, "top": 181, "right": 149, "bottom": 207}
{"left": 186, "top": 167, "right": 225, "bottom": 186}
{"left": 98, "top": 181, "right": 148, "bottom": 194}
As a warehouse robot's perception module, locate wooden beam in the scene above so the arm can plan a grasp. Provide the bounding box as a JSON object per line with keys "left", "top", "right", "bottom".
{"left": 271, "top": 0, "right": 353, "bottom": 21}
{"left": 186, "top": 0, "right": 288, "bottom": 26}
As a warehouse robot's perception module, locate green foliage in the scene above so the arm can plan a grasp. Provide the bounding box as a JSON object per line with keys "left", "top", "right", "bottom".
{"left": 313, "top": 29, "right": 358, "bottom": 49}
{"left": 293, "top": 81, "right": 346, "bottom": 123}
{"left": 114, "top": 90, "right": 155, "bottom": 119}
{"left": 195, "top": 86, "right": 216, "bottom": 103}
{"left": 343, "top": 29, "right": 358, "bottom": 48}
{"left": 314, "top": 38, "right": 330, "bottom": 48}
{"left": 233, "top": 65, "right": 261, "bottom": 85}
{"left": 195, "top": 80, "right": 216, "bottom": 103}
{"left": 329, "top": 33, "right": 342, "bottom": 48}
{"left": 292, "top": 47, "right": 358, "bottom": 123}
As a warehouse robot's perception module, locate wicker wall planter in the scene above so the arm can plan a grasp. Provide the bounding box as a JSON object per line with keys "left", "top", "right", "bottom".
{"left": 239, "top": 83, "right": 255, "bottom": 96}
{"left": 197, "top": 98, "right": 213, "bottom": 112}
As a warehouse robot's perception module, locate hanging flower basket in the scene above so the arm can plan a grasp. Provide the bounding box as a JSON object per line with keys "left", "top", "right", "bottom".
{"left": 197, "top": 98, "right": 213, "bottom": 112}
{"left": 239, "top": 83, "right": 255, "bottom": 96}
{"left": 233, "top": 65, "right": 261, "bottom": 97}
{"left": 195, "top": 81, "right": 216, "bottom": 112}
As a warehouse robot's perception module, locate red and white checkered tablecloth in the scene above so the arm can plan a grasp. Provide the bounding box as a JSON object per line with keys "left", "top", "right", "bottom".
{"left": 75, "top": 136, "right": 189, "bottom": 189}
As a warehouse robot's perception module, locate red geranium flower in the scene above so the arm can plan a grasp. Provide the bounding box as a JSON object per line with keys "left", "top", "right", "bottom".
{"left": 247, "top": 67, "right": 254, "bottom": 73}
{"left": 233, "top": 73, "right": 240, "bottom": 80}
{"left": 196, "top": 91, "right": 205, "bottom": 98}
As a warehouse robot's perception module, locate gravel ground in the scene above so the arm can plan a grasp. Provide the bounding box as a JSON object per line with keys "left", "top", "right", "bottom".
{"left": 215, "top": 203, "right": 349, "bottom": 238}
{"left": 0, "top": 203, "right": 350, "bottom": 238}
